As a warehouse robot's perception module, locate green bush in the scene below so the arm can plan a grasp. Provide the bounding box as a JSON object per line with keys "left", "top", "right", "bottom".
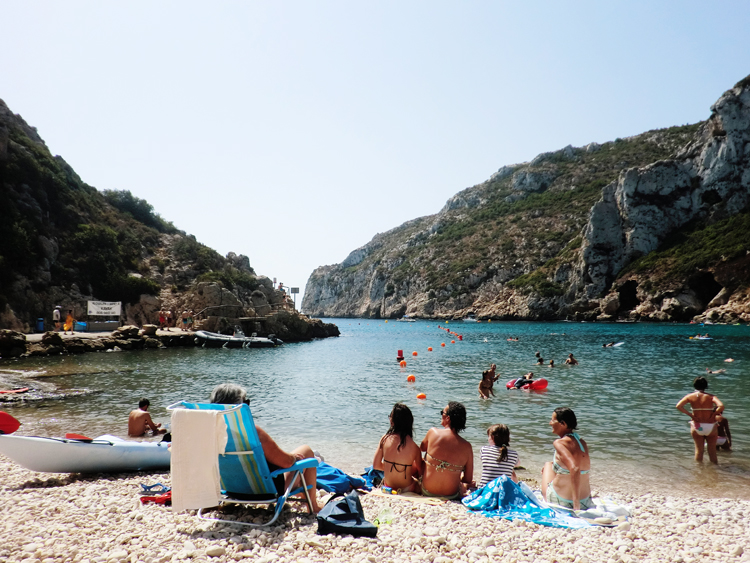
{"left": 103, "top": 190, "right": 176, "bottom": 233}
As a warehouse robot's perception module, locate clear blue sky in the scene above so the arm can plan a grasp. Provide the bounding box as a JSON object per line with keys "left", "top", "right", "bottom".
{"left": 2, "top": 2, "right": 749, "bottom": 302}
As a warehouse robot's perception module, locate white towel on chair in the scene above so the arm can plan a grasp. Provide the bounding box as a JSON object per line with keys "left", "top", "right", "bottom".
{"left": 171, "top": 408, "right": 228, "bottom": 512}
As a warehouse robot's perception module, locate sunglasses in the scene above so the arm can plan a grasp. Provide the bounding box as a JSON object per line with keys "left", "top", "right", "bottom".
{"left": 440, "top": 410, "right": 448, "bottom": 417}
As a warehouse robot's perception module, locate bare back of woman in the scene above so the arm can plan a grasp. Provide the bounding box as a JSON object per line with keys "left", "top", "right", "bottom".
{"left": 676, "top": 377, "right": 724, "bottom": 463}
{"left": 419, "top": 403, "right": 474, "bottom": 499}
{"left": 374, "top": 434, "right": 422, "bottom": 492}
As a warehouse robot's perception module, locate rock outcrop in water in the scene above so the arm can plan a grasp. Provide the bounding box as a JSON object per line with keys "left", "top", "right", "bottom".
{"left": 303, "top": 74, "right": 750, "bottom": 322}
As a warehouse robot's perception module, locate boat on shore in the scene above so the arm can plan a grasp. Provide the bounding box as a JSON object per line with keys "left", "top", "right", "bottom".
{"left": 194, "top": 330, "right": 283, "bottom": 348}
{"left": 0, "top": 434, "right": 170, "bottom": 473}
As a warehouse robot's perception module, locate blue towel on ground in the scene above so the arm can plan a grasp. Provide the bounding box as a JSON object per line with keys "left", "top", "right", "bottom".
{"left": 315, "top": 462, "right": 367, "bottom": 493}
{"left": 360, "top": 465, "right": 383, "bottom": 490}
{"left": 462, "top": 476, "right": 590, "bottom": 529}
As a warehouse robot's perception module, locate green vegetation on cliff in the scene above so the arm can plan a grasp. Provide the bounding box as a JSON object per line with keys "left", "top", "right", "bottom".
{"left": 342, "top": 123, "right": 702, "bottom": 307}
{"left": 0, "top": 100, "right": 261, "bottom": 326}
{"left": 621, "top": 208, "right": 750, "bottom": 289}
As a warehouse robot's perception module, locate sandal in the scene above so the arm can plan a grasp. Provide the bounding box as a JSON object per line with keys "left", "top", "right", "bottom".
{"left": 140, "top": 483, "right": 171, "bottom": 494}
{"left": 140, "top": 491, "right": 172, "bottom": 506}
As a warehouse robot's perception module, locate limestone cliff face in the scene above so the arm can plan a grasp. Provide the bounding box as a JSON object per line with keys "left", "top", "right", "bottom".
{"left": 303, "top": 75, "right": 750, "bottom": 321}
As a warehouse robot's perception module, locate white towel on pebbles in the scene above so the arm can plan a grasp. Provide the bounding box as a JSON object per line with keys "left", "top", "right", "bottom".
{"left": 171, "top": 408, "right": 228, "bottom": 512}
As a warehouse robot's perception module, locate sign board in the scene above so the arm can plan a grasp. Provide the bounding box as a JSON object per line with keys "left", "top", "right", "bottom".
{"left": 290, "top": 287, "right": 299, "bottom": 294}
{"left": 88, "top": 301, "right": 122, "bottom": 316}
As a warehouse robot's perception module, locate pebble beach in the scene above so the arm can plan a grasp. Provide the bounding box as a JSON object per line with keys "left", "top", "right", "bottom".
{"left": 2, "top": 457, "right": 748, "bottom": 563}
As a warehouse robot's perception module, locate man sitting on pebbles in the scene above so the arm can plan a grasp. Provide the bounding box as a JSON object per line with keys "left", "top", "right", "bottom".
{"left": 128, "top": 398, "right": 167, "bottom": 437}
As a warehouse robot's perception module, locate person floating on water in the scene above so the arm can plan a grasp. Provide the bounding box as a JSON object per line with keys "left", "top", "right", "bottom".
{"left": 128, "top": 398, "right": 167, "bottom": 437}
{"left": 602, "top": 342, "right": 615, "bottom": 348}
{"left": 541, "top": 407, "right": 593, "bottom": 510}
{"left": 372, "top": 403, "right": 423, "bottom": 494}
{"left": 478, "top": 363, "right": 500, "bottom": 399}
{"left": 565, "top": 353, "right": 578, "bottom": 365}
{"left": 418, "top": 402, "right": 474, "bottom": 499}
{"left": 706, "top": 368, "right": 726, "bottom": 374}
{"left": 511, "top": 372, "right": 535, "bottom": 390}
{"left": 548, "top": 359, "right": 555, "bottom": 368}
{"left": 478, "top": 424, "right": 519, "bottom": 487}
{"left": 675, "top": 376, "right": 724, "bottom": 464}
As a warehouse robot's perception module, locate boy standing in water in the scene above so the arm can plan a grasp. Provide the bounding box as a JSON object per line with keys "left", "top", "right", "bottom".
{"left": 128, "top": 398, "right": 167, "bottom": 437}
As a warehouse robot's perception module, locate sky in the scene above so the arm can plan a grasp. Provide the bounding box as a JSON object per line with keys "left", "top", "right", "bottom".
{"left": 2, "top": 2, "right": 749, "bottom": 305}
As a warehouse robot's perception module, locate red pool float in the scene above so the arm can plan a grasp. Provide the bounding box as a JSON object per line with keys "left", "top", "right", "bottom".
{"left": 506, "top": 378, "right": 548, "bottom": 391}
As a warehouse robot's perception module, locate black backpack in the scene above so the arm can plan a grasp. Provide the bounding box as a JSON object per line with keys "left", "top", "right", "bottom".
{"left": 316, "top": 491, "right": 378, "bottom": 537}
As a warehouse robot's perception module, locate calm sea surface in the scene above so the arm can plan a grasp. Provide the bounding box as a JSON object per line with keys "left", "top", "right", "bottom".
{"left": 2, "top": 320, "right": 749, "bottom": 499}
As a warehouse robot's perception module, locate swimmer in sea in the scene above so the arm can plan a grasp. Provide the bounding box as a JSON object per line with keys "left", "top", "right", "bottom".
{"left": 478, "top": 364, "right": 500, "bottom": 399}
{"left": 548, "top": 359, "right": 555, "bottom": 368}
{"left": 716, "top": 414, "right": 732, "bottom": 451}
{"left": 705, "top": 368, "right": 726, "bottom": 374}
{"left": 602, "top": 342, "right": 615, "bottom": 348}
{"left": 511, "top": 372, "right": 535, "bottom": 390}
{"left": 565, "top": 353, "right": 578, "bottom": 365}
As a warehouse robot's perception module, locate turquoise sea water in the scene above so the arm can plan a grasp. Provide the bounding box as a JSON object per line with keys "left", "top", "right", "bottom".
{"left": 2, "top": 320, "right": 749, "bottom": 499}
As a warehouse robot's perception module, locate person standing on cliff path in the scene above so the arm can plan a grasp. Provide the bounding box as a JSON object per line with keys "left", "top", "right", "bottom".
{"left": 53, "top": 306, "right": 61, "bottom": 331}
{"left": 63, "top": 309, "right": 75, "bottom": 334}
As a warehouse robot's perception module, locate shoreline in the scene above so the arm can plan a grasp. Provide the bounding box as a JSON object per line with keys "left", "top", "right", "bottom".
{"left": 1, "top": 457, "right": 748, "bottom": 563}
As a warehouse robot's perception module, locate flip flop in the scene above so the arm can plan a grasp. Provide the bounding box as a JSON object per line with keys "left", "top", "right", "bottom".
{"left": 140, "top": 483, "right": 170, "bottom": 494}
{"left": 140, "top": 491, "right": 172, "bottom": 506}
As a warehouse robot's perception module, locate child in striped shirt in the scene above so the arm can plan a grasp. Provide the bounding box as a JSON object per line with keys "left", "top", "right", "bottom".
{"left": 479, "top": 424, "right": 519, "bottom": 488}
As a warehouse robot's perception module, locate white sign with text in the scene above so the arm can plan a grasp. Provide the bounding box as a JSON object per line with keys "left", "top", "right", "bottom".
{"left": 87, "top": 301, "right": 122, "bottom": 316}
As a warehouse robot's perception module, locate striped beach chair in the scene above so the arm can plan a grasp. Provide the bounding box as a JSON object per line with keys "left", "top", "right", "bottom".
{"left": 175, "top": 401, "right": 318, "bottom": 527}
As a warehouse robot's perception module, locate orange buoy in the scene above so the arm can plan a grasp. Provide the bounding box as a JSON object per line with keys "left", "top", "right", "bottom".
{"left": 451, "top": 340, "right": 455, "bottom": 344}
{"left": 427, "top": 347, "right": 433, "bottom": 352}
{"left": 407, "top": 374, "right": 416, "bottom": 382}
{"left": 399, "top": 360, "right": 407, "bottom": 367}
{"left": 412, "top": 351, "right": 418, "bottom": 356}
{"left": 416, "top": 393, "right": 426, "bottom": 400}
{"left": 441, "top": 343, "right": 446, "bottom": 347}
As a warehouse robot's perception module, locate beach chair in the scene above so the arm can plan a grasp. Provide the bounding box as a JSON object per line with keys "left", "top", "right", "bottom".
{"left": 171, "top": 401, "right": 318, "bottom": 527}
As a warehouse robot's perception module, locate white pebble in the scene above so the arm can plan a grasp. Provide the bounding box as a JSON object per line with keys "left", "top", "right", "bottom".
{"left": 206, "top": 546, "right": 226, "bottom": 557}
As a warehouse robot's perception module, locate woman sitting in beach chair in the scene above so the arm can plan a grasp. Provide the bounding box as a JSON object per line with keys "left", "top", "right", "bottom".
{"left": 209, "top": 383, "right": 323, "bottom": 513}
{"left": 373, "top": 403, "right": 423, "bottom": 494}
{"left": 418, "top": 402, "right": 474, "bottom": 499}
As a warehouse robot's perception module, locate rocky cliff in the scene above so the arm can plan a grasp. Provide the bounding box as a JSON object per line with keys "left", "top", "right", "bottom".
{"left": 0, "top": 99, "right": 337, "bottom": 339}
{"left": 303, "top": 74, "right": 750, "bottom": 322}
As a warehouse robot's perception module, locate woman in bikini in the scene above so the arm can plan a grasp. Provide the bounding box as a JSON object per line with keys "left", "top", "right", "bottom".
{"left": 372, "top": 403, "right": 423, "bottom": 493}
{"left": 676, "top": 376, "right": 724, "bottom": 463}
{"left": 419, "top": 402, "right": 474, "bottom": 499}
{"left": 541, "top": 407, "right": 593, "bottom": 511}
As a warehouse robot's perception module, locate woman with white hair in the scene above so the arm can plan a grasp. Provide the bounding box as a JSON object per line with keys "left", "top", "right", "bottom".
{"left": 210, "top": 383, "right": 322, "bottom": 513}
